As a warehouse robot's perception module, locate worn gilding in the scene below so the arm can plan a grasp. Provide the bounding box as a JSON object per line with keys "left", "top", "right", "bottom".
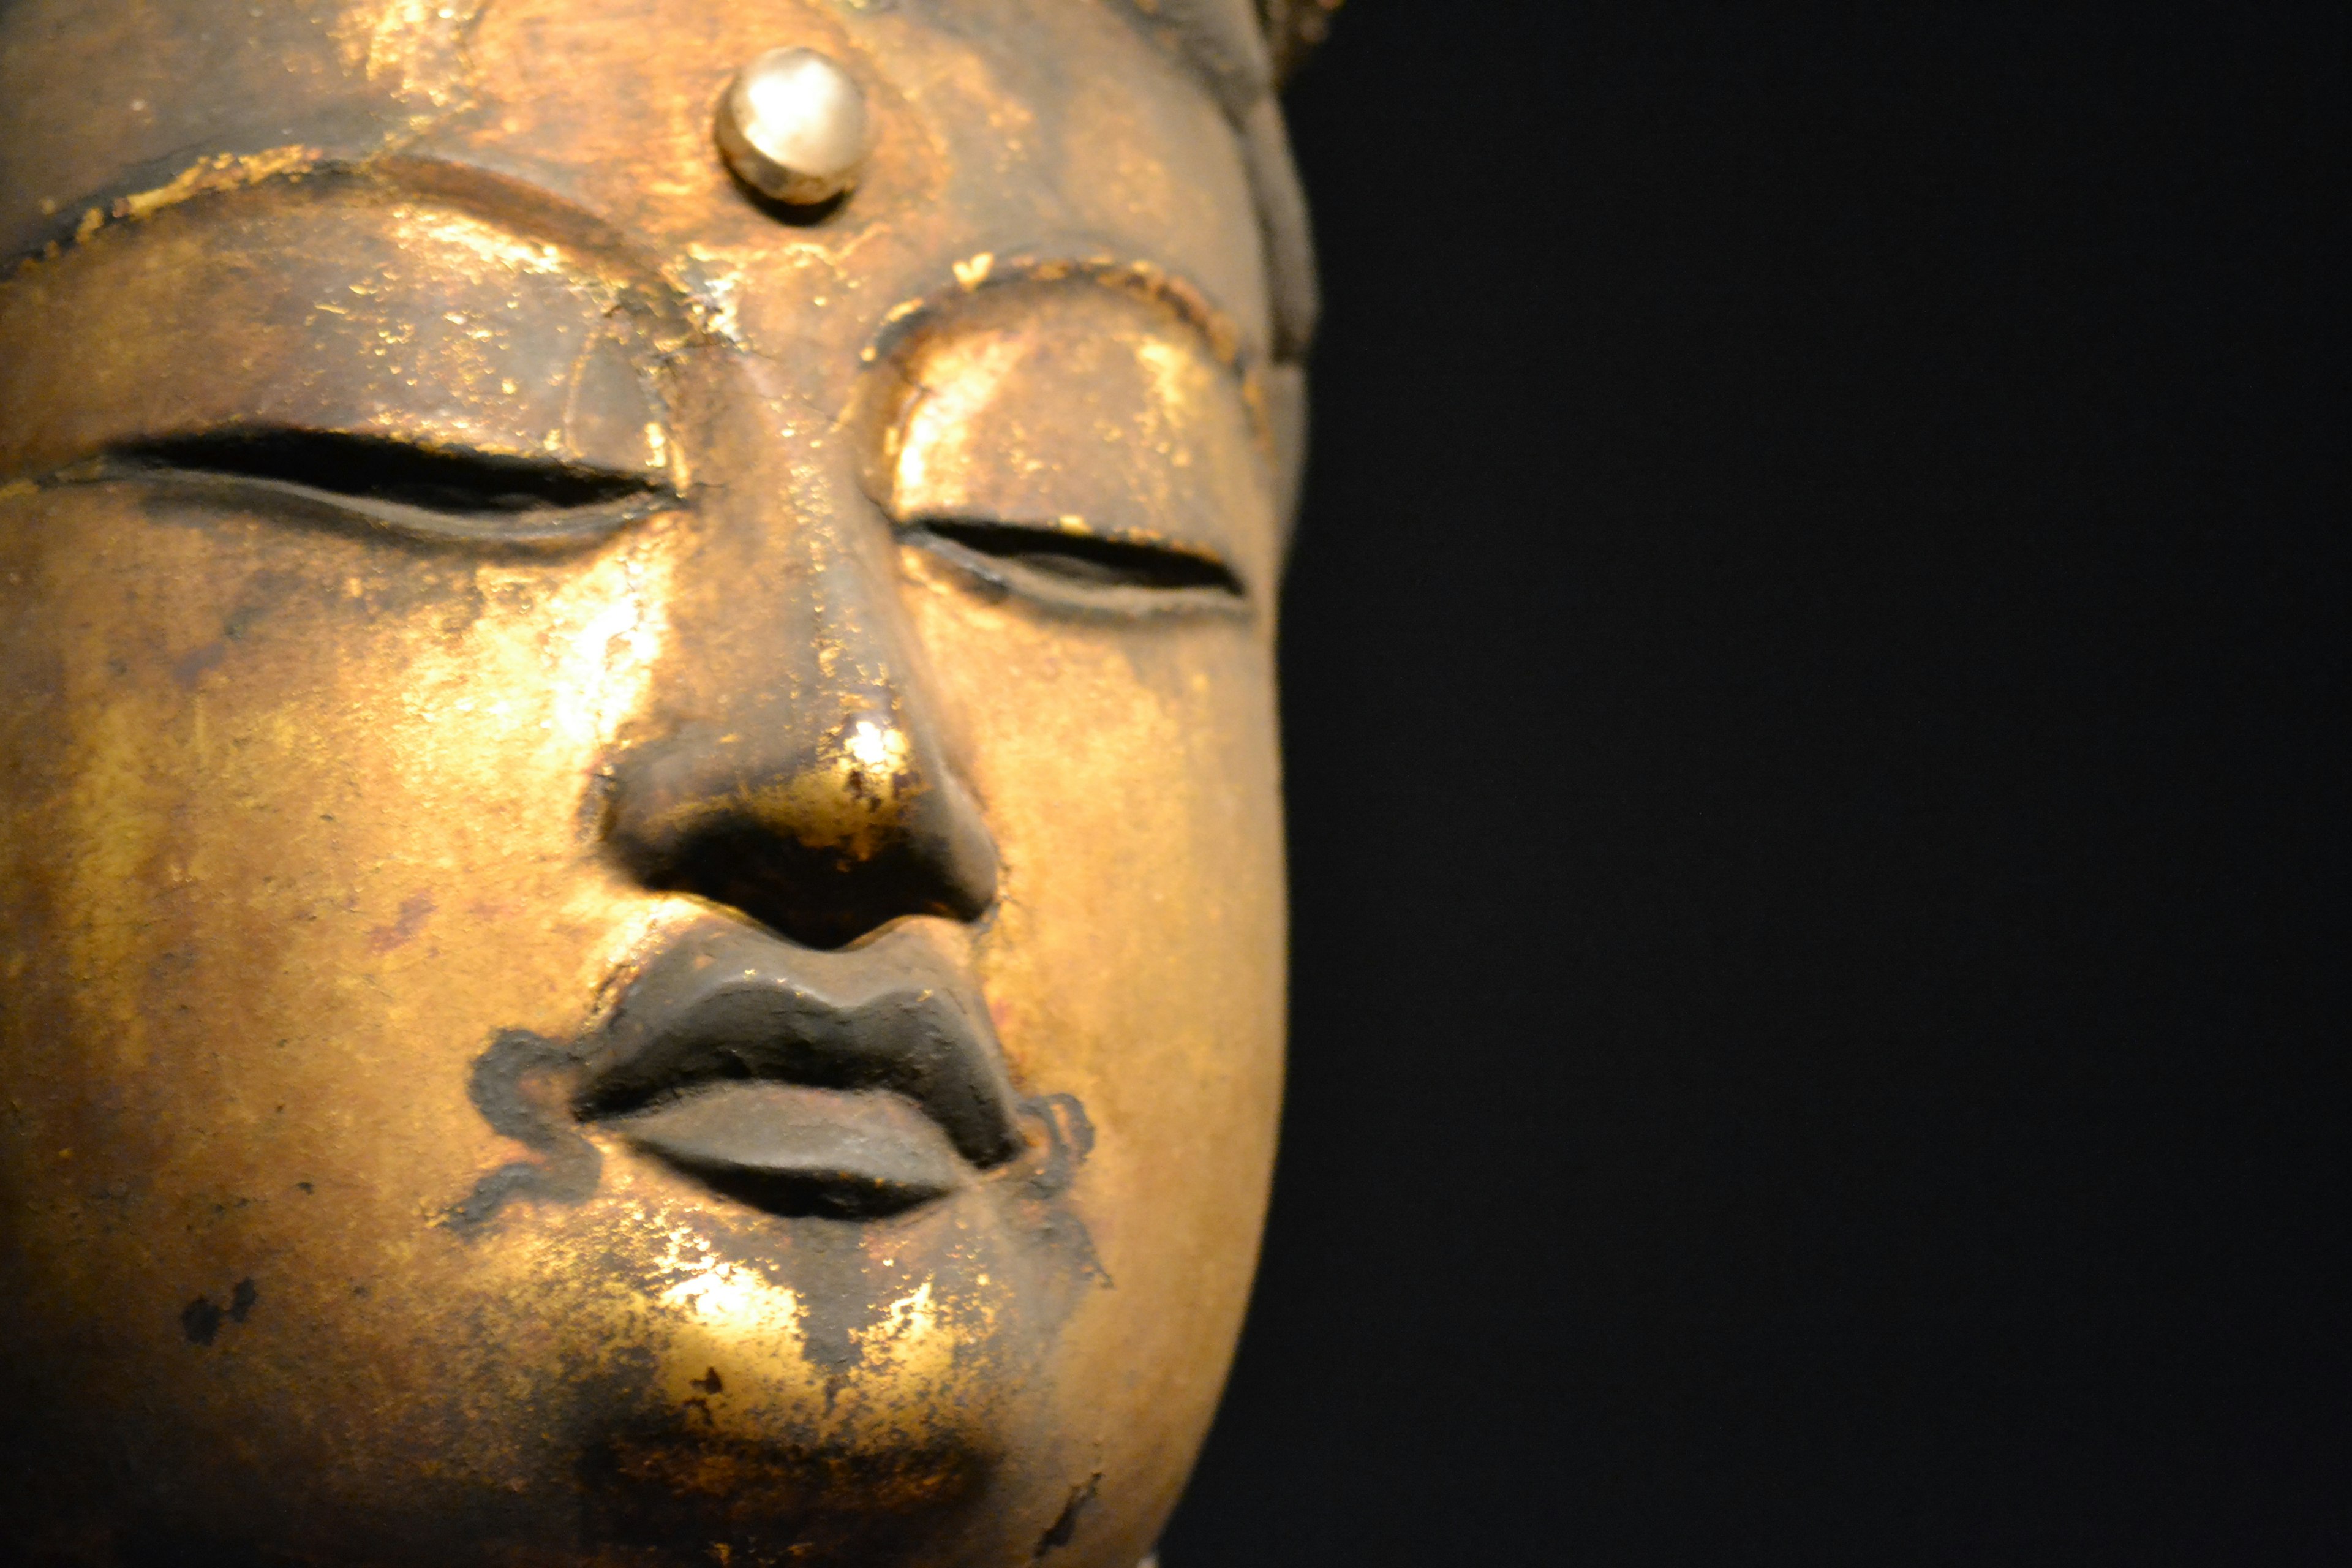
{"left": 0, "top": 1, "right": 1324, "bottom": 1564}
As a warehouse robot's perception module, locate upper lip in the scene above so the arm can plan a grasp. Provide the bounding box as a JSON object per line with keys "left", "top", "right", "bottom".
{"left": 573, "top": 919, "right": 1023, "bottom": 1215}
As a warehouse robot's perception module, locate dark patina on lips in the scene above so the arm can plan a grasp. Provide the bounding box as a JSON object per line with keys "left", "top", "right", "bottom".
{"left": 575, "top": 921, "right": 1025, "bottom": 1217}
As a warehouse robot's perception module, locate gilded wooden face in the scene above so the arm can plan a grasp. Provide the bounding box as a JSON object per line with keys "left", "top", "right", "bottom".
{"left": 0, "top": 2, "right": 1302, "bottom": 1562}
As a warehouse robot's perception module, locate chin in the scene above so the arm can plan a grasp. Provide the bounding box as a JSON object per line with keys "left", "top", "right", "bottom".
{"left": 0, "top": 1125, "right": 1127, "bottom": 1567}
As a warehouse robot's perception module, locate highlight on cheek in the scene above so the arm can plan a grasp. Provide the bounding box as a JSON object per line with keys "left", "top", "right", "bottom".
{"left": 543, "top": 543, "right": 675, "bottom": 760}
{"left": 334, "top": 546, "right": 674, "bottom": 851}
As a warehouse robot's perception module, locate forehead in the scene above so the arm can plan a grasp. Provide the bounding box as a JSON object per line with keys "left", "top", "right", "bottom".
{"left": 0, "top": 0, "right": 1268, "bottom": 356}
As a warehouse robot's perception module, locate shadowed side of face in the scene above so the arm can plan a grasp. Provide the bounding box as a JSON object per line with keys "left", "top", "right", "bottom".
{"left": 0, "top": 3, "right": 1289, "bottom": 1566}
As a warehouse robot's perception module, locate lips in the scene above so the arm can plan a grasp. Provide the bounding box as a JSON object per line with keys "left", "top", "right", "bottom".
{"left": 575, "top": 921, "right": 1023, "bottom": 1216}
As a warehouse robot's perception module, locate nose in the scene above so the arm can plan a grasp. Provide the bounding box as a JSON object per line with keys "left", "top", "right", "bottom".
{"left": 602, "top": 390, "right": 997, "bottom": 950}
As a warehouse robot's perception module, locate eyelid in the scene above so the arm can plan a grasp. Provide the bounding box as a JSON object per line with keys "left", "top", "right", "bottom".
{"left": 863, "top": 281, "right": 1275, "bottom": 615}
{"left": 914, "top": 518, "right": 1241, "bottom": 589}
{"left": 81, "top": 426, "right": 675, "bottom": 551}
{"left": 900, "top": 517, "right": 1248, "bottom": 616}
{"left": 0, "top": 184, "right": 683, "bottom": 500}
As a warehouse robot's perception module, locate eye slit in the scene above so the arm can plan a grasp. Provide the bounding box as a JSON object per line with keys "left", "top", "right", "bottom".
{"left": 111, "top": 428, "right": 661, "bottom": 515}
{"left": 911, "top": 519, "right": 1243, "bottom": 596}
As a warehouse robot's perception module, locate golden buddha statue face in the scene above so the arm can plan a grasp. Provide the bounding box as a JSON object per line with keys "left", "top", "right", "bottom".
{"left": 0, "top": 2, "right": 1318, "bottom": 1562}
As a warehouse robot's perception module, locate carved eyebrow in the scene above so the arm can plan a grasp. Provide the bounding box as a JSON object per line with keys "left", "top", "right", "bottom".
{"left": 870, "top": 251, "right": 1251, "bottom": 372}
{"left": 22, "top": 150, "right": 693, "bottom": 320}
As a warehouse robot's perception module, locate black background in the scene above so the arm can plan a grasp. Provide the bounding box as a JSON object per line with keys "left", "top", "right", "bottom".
{"left": 1163, "top": 6, "right": 2343, "bottom": 1564}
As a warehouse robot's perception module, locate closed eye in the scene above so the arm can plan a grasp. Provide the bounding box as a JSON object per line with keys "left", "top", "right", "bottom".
{"left": 97, "top": 427, "right": 671, "bottom": 548}
{"left": 906, "top": 518, "right": 1245, "bottom": 611}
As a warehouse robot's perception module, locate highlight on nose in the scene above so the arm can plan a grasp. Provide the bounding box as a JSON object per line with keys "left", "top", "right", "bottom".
{"left": 603, "top": 704, "right": 1000, "bottom": 950}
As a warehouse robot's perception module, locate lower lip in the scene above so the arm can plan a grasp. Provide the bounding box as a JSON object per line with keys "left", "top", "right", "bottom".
{"left": 603, "top": 1082, "right": 970, "bottom": 1218}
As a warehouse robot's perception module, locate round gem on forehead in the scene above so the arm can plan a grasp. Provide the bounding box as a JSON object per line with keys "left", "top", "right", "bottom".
{"left": 715, "top": 47, "right": 870, "bottom": 210}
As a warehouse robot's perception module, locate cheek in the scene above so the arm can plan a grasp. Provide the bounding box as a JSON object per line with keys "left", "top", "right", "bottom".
{"left": 0, "top": 494, "right": 671, "bottom": 1283}
{"left": 903, "top": 563, "right": 1286, "bottom": 1411}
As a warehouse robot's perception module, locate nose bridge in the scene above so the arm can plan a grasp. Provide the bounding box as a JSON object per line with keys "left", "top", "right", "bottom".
{"left": 605, "top": 377, "right": 997, "bottom": 948}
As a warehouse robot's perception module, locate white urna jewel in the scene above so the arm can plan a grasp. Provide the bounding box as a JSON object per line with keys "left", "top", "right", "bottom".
{"left": 715, "top": 46, "right": 871, "bottom": 206}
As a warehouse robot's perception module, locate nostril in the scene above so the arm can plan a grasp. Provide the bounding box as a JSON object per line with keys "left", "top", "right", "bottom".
{"left": 636, "top": 823, "right": 993, "bottom": 951}
{"left": 604, "top": 739, "right": 1001, "bottom": 951}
